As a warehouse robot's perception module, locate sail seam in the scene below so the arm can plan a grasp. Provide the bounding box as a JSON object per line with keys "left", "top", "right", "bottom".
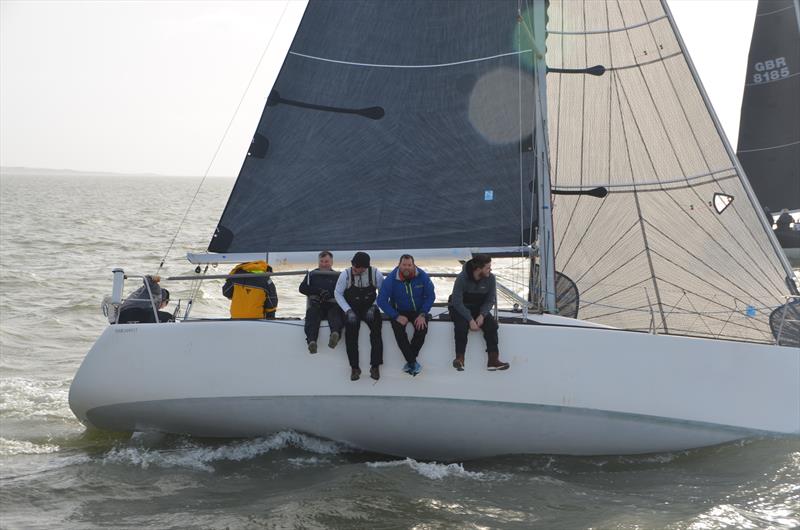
{"left": 287, "top": 50, "right": 531, "bottom": 69}
{"left": 548, "top": 14, "right": 667, "bottom": 34}
{"left": 757, "top": 5, "right": 794, "bottom": 17}
{"left": 553, "top": 167, "right": 737, "bottom": 189}
{"left": 604, "top": 51, "right": 682, "bottom": 71}
{"left": 738, "top": 140, "right": 800, "bottom": 154}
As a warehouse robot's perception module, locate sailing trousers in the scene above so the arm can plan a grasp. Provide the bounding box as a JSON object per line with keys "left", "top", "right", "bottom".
{"left": 304, "top": 301, "right": 344, "bottom": 343}
{"left": 450, "top": 306, "right": 498, "bottom": 355}
{"left": 390, "top": 311, "right": 429, "bottom": 364}
{"left": 344, "top": 306, "right": 383, "bottom": 369}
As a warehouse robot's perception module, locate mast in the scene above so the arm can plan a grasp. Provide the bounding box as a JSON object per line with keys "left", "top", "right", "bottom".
{"left": 533, "top": 0, "right": 556, "bottom": 313}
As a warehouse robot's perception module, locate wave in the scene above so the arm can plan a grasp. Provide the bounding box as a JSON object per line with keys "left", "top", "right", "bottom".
{"left": 101, "top": 431, "right": 352, "bottom": 472}
{"left": 366, "top": 458, "right": 510, "bottom": 481}
{"left": 0, "top": 377, "right": 73, "bottom": 420}
{"left": 0, "top": 437, "right": 59, "bottom": 456}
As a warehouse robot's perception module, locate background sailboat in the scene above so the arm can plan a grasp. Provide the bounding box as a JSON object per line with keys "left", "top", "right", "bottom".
{"left": 736, "top": 0, "right": 800, "bottom": 262}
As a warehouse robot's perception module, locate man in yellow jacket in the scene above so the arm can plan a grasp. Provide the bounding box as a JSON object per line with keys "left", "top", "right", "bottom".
{"left": 222, "top": 261, "right": 278, "bottom": 319}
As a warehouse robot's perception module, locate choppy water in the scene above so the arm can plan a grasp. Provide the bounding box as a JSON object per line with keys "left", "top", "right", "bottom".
{"left": 1, "top": 175, "right": 798, "bottom": 529}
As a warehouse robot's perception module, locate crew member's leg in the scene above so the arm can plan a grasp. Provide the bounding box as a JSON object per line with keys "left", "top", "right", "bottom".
{"left": 345, "top": 310, "right": 362, "bottom": 372}
{"left": 325, "top": 303, "right": 343, "bottom": 348}
{"left": 450, "top": 307, "right": 469, "bottom": 370}
{"left": 365, "top": 306, "right": 383, "bottom": 369}
{"left": 304, "top": 305, "right": 322, "bottom": 352}
{"left": 408, "top": 311, "right": 429, "bottom": 359}
{"left": 482, "top": 315, "right": 509, "bottom": 370}
{"left": 390, "top": 313, "right": 415, "bottom": 364}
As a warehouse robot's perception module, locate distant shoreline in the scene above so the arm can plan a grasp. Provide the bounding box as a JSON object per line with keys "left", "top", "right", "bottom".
{"left": 0, "top": 167, "right": 235, "bottom": 179}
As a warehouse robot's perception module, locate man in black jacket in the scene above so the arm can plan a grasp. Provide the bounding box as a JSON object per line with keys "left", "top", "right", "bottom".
{"left": 449, "top": 254, "right": 510, "bottom": 371}
{"left": 299, "top": 250, "right": 344, "bottom": 353}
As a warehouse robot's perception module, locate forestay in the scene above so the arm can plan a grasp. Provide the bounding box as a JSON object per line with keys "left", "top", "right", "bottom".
{"left": 736, "top": 0, "right": 800, "bottom": 213}
{"left": 546, "top": 0, "right": 797, "bottom": 342}
{"left": 210, "top": 0, "right": 536, "bottom": 254}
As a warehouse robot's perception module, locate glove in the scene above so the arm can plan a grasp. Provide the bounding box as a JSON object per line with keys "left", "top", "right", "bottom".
{"left": 346, "top": 309, "right": 358, "bottom": 324}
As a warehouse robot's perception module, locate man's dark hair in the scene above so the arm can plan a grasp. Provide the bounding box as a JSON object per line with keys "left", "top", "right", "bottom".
{"left": 318, "top": 250, "right": 333, "bottom": 259}
{"left": 398, "top": 254, "right": 415, "bottom": 264}
{"left": 471, "top": 254, "right": 492, "bottom": 268}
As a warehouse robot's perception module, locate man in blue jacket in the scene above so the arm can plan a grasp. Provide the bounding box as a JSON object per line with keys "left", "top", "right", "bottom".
{"left": 377, "top": 254, "right": 435, "bottom": 376}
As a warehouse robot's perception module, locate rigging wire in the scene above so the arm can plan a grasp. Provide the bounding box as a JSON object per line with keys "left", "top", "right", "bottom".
{"left": 155, "top": 0, "right": 293, "bottom": 275}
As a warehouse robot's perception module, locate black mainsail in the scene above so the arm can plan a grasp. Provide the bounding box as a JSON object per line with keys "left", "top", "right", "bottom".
{"left": 736, "top": 0, "right": 800, "bottom": 214}
{"left": 210, "top": 0, "right": 536, "bottom": 253}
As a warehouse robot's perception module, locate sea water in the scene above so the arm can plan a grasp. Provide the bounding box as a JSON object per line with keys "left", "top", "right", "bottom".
{"left": 1, "top": 175, "right": 798, "bottom": 529}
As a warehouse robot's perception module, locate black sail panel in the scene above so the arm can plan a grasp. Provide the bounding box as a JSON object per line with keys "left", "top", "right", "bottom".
{"left": 210, "top": 0, "right": 536, "bottom": 253}
{"left": 736, "top": 0, "right": 800, "bottom": 212}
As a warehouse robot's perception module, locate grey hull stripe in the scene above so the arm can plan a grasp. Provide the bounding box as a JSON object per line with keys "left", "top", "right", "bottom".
{"left": 757, "top": 5, "right": 794, "bottom": 17}
{"left": 86, "top": 394, "right": 771, "bottom": 437}
{"left": 288, "top": 49, "right": 532, "bottom": 69}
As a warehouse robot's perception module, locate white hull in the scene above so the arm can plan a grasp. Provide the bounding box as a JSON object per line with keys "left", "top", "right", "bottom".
{"left": 69, "top": 317, "right": 800, "bottom": 460}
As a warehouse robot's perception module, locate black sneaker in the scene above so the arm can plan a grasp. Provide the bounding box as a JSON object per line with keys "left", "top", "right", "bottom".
{"left": 307, "top": 341, "right": 317, "bottom": 354}
{"left": 350, "top": 368, "right": 361, "bottom": 381}
{"left": 370, "top": 365, "right": 380, "bottom": 381}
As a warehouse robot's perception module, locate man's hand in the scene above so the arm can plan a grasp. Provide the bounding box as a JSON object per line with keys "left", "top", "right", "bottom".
{"left": 346, "top": 309, "right": 358, "bottom": 324}
{"left": 414, "top": 314, "right": 428, "bottom": 330}
{"left": 396, "top": 315, "right": 409, "bottom": 326}
{"left": 469, "top": 319, "right": 480, "bottom": 331}
{"left": 475, "top": 314, "right": 485, "bottom": 328}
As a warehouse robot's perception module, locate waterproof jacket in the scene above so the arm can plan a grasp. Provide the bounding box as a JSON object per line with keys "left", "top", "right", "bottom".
{"left": 449, "top": 260, "right": 496, "bottom": 321}
{"left": 120, "top": 275, "right": 162, "bottom": 312}
{"left": 377, "top": 266, "right": 435, "bottom": 320}
{"left": 299, "top": 268, "right": 340, "bottom": 303}
{"left": 223, "top": 261, "right": 278, "bottom": 319}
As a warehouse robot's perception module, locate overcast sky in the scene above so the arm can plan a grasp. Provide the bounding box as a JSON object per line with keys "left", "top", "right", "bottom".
{"left": 0, "top": 0, "right": 757, "bottom": 177}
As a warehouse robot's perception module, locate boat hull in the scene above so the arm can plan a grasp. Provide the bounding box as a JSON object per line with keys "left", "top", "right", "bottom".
{"left": 69, "top": 318, "right": 800, "bottom": 459}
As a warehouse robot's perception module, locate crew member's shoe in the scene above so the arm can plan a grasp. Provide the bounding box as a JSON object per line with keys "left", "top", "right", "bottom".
{"left": 370, "top": 365, "right": 380, "bottom": 381}
{"left": 410, "top": 361, "right": 422, "bottom": 376}
{"left": 350, "top": 368, "right": 361, "bottom": 381}
{"left": 328, "top": 331, "right": 340, "bottom": 349}
{"left": 402, "top": 362, "right": 413, "bottom": 375}
{"left": 452, "top": 355, "right": 465, "bottom": 371}
{"left": 308, "top": 341, "right": 317, "bottom": 354}
{"left": 487, "top": 352, "right": 510, "bottom": 371}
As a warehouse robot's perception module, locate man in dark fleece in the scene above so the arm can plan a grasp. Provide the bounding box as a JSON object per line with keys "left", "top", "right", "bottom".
{"left": 299, "top": 250, "right": 344, "bottom": 353}
{"left": 448, "top": 254, "right": 510, "bottom": 371}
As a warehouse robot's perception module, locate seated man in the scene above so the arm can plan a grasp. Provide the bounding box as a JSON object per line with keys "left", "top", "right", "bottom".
{"left": 223, "top": 260, "right": 278, "bottom": 319}
{"left": 334, "top": 252, "right": 384, "bottom": 381}
{"left": 448, "top": 254, "right": 509, "bottom": 371}
{"left": 377, "top": 254, "right": 435, "bottom": 376}
{"left": 299, "top": 250, "right": 344, "bottom": 353}
{"left": 117, "top": 275, "right": 173, "bottom": 323}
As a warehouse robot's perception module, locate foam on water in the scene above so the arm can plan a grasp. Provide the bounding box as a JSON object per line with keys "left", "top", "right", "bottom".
{"left": 101, "top": 431, "right": 352, "bottom": 472}
{"left": 0, "top": 438, "right": 59, "bottom": 456}
{"left": 367, "top": 458, "right": 510, "bottom": 481}
{"left": 0, "top": 377, "right": 73, "bottom": 419}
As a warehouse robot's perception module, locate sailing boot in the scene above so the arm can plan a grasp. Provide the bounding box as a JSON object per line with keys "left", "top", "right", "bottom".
{"left": 370, "top": 365, "right": 380, "bottom": 381}
{"left": 487, "top": 352, "right": 510, "bottom": 371}
{"left": 328, "top": 331, "right": 340, "bottom": 349}
{"left": 452, "top": 354, "right": 465, "bottom": 371}
{"left": 308, "top": 341, "right": 317, "bottom": 354}
{"left": 350, "top": 368, "right": 361, "bottom": 381}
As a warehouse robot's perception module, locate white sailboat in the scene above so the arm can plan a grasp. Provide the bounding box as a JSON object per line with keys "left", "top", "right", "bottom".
{"left": 69, "top": 0, "right": 800, "bottom": 460}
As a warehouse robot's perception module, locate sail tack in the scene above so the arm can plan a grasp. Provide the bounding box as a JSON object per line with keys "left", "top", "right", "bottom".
{"left": 210, "top": 0, "right": 536, "bottom": 253}
{"left": 736, "top": 0, "right": 800, "bottom": 213}
{"left": 546, "top": 0, "right": 796, "bottom": 343}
